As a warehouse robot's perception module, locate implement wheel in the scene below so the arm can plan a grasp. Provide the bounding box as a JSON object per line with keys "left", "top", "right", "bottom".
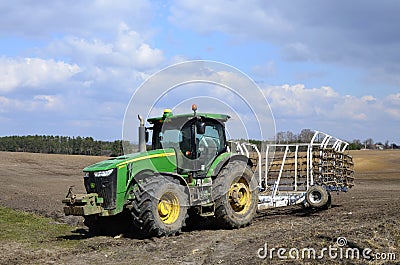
{"left": 213, "top": 160, "right": 258, "bottom": 228}
{"left": 306, "top": 185, "right": 329, "bottom": 208}
{"left": 130, "top": 175, "right": 188, "bottom": 237}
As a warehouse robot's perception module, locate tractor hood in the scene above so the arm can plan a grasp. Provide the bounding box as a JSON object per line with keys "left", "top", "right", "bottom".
{"left": 83, "top": 148, "right": 176, "bottom": 172}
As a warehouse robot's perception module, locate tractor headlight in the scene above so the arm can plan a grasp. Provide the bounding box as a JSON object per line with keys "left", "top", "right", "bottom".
{"left": 84, "top": 172, "right": 89, "bottom": 178}
{"left": 93, "top": 169, "right": 114, "bottom": 177}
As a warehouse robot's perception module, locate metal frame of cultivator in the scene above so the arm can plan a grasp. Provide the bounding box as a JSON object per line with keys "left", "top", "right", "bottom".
{"left": 228, "top": 131, "right": 355, "bottom": 211}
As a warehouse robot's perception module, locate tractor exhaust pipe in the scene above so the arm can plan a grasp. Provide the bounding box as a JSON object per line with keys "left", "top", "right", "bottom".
{"left": 138, "top": 115, "right": 146, "bottom": 152}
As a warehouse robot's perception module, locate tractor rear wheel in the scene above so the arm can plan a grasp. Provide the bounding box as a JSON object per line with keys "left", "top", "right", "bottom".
{"left": 213, "top": 160, "right": 258, "bottom": 228}
{"left": 130, "top": 175, "right": 189, "bottom": 237}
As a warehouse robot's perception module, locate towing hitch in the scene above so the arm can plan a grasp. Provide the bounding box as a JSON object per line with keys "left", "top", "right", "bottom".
{"left": 62, "top": 187, "right": 104, "bottom": 216}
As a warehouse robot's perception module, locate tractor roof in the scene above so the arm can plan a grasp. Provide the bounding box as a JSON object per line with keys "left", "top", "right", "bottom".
{"left": 147, "top": 112, "right": 230, "bottom": 124}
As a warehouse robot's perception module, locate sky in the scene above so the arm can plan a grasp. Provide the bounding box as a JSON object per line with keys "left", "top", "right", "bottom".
{"left": 0, "top": 0, "right": 399, "bottom": 143}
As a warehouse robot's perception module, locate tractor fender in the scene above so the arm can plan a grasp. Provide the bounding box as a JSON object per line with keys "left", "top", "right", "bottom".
{"left": 126, "top": 170, "right": 191, "bottom": 205}
{"left": 209, "top": 154, "right": 253, "bottom": 179}
{"left": 159, "top": 172, "right": 192, "bottom": 205}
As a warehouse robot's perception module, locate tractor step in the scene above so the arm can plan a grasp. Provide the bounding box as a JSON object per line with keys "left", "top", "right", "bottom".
{"left": 199, "top": 203, "right": 215, "bottom": 217}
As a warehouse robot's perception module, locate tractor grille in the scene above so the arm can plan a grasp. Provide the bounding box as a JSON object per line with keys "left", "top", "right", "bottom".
{"left": 84, "top": 169, "right": 117, "bottom": 209}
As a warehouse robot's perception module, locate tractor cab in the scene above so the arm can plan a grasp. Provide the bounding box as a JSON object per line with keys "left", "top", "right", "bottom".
{"left": 147, "top": 105, "right": 230, "bottom": 178}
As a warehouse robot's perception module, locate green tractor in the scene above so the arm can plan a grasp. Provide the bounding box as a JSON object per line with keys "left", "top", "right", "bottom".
{"left": 63, "top": 105, "right": 258, "bottom": 236}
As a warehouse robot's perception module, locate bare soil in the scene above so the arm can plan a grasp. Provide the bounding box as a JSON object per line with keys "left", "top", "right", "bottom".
{"left": 0, "top": 150, "right": 399, "bottom": 264}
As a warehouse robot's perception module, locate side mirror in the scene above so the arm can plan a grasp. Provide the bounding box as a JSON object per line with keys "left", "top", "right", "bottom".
{"left": 145, "top": 131, "right": 149, "bottom": 143}
{"left": 196, "top": 122, "right": 206, "bottom": 134}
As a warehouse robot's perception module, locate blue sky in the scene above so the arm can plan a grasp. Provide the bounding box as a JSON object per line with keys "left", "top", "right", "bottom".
{"left": 0, "top": 0, "right": 399, "bottom": 143}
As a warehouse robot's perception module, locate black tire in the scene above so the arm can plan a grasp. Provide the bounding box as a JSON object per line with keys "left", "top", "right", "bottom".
{"left": 322, "top": 192, "right": 332, "bottom": 210}
{"left": 83, "top": 215, "right": 102, "bottom": 235}
{"left": 213, "top": 160, "right": 258, "bottom": 228}
{"left": 130, "top": 175, "right": 189, "bottom": 237}
{"left": 83, "top": 211, "right": 131, "bottom": 236}
{"left": 306, "top": 185, "right": 329, "bottom": 208}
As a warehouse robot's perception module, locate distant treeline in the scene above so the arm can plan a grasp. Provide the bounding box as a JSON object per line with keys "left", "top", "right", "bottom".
{"left": 0, "top": 130, "right": 397, "bottom": 157}
{"left": 240, "top": 129, "right": 399, "bottom": 151}
{"left": 0, "top": 135, "right": 125, "bottom": 156}
{"left": 275, "top": 129, "right": 399, "bottom": 150}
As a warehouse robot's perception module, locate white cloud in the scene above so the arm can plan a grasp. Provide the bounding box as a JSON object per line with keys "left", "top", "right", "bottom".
{"left": 361, "top": 95, "right": 376, "bottom": 103}
{"left": 45, "top": 24, "right": 164, "bottom": 70}
{"left": 169, "top": 0, "right": 292, "bottom": 39}
{"left": 169, "top": 1, "right": 400, "bottom": 85}
{"left": 0, "top": 1, "right": 166, "bottom": 139}
{"left": 384, "top": 108, "right": 400, "bottom": 119}
{"left": 122, "top": 61, "right": 276, "bottom": 143}
{"left": 251, "top": 61, "right": 277, "bottom": 78}
{"left": 263, "top": 84, "right": 400, "bottom": 141}
{"left": 0, "top": 22, "right": 167, "bottom": 139}
{"left": 281, "top": 42, "right": 314, "bottom": 62}
{"left": 0, "top": 0, "right": 153, "bottom": 38}
{"left": 33, "top": 95, "right": 63, "bottom": 110}
{"left": 386, "top": 93, "right": 400, "bottom": 105}
{"left": 0, "top": 96, "right": 11, "bottom": 112}
{"left": 0, "top": 94, "right": 64, "bottom": 113}
{"left": 264, "top": 84, "right": 339, "bottom": 117}
{"left": 383, "top": 93, "right": 400, "bottom": 120}
{"left": 0, "top": 57, "right": 80, "bottom": 93}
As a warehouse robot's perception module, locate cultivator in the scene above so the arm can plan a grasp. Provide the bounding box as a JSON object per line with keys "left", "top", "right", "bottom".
{"left": 229, "top": 131, "right": 354, "bottom": 210}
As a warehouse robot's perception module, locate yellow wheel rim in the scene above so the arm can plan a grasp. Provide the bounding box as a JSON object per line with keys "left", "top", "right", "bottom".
{"left": 228, "top": 177, "right": 251, "bottom": 214}
{"left": 157, "top": 192, "right": 180, "bottom": 224}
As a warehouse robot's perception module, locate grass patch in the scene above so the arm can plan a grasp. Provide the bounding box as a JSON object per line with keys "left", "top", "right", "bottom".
{"left": 0, "top": 206, "right": 78, "bottom": 248}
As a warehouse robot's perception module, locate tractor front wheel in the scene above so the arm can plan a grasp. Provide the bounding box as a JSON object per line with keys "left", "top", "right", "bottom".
{"left": 83, "top": 211, "right": 131, "bottom": 236}
{"left": 130, "top": 175, "right": 188, "bottom": 237}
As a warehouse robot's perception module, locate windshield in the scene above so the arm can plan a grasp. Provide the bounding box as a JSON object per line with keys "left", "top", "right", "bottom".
{"left": 152, "top": 118, "right": 191, "bottom": 150}
{"left": 152, "top": 117, "right": 226, "bottom": 160}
